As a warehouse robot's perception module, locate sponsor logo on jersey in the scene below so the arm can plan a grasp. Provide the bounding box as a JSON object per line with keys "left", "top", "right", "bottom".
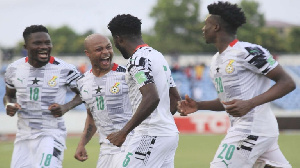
{"left": 110, "top": 82, "right": 120, "bottom": 94}
{"left": 225, "top": 60, "right": 235, "bottom": 74}
{"left": 48, "top": 76, "right": 58, "bottom": 87}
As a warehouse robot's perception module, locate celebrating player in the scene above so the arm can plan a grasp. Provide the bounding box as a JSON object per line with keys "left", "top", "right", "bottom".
{"left": 74, "top": 34, "right": 133, "bottom": 168}
{"left": 3, "top": 25, "right": 82, "bottom": 168}
{"left": 107, "top": 14, "right": 181, "bottom": 167}
{"left": 177, "top": 2, "right": 295, "bottom": 168}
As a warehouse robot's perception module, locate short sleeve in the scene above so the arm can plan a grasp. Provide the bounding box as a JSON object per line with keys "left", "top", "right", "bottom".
{"left": 4, "top": 64, "right": 15, "bottom": 89}
{"left": 66, "top": 64, "right": 82, "bottom": 88}
{"left": 127, "top": 56, "right": 155, "bottom": 88}
{"left": 243, "top": 46, "right": 278, "bottom": 75}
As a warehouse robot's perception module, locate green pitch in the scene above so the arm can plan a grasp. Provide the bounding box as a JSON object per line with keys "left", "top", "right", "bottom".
{"left": 0, "top": 134, "right": 299, "bottom": 167}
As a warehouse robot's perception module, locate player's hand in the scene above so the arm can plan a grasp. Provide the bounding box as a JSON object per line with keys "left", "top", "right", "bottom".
{"left": 74, "top": 145, "right": 88, "bottom": 162}
{"left": 107, "top": 130, "right": 127, "bottom": 147}
{"left": 6, "top": 103, "right": 21, "bottom": 117}
{"left": 48, "top": 103, "right": 67, "bottom": 118}
{"left": 222, "top": 99, "right": 254, "bottom": 117}
{"left": 177, "top": 95, "right": 198, "bottom": 116}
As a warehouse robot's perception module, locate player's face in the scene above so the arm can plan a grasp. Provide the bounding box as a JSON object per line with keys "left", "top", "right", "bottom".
{"left": 86, "top": 37, "right": 114, "bottom": 71}
{"left": 25, "top": 32, "right": 52, "bottom": 67}
{"left": 113, "top": 36, "right": 131, "bottom": 59}
{"left": 202, "top": 15, "right": 217, "bottom": 44}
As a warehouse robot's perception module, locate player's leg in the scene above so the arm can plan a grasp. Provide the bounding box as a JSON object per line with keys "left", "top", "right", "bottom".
{"left": 254, "top": 137, "right": 291, "bottom": 168}
{"left": 122, "top": 134, "right": 179, "bottom": 168}
{"left": 11, "top": 140, "right": 31, "bottom": 168}
{"left": 33, "top": 136, "right": 65, "bottom": 168}
{"left": 210, "top": 134, "right": 276, "bottom": 168}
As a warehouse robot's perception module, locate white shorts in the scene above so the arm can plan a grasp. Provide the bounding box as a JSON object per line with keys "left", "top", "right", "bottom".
{"left": 122, "top": 134, "right": 179, "bottom": 168}
{"left": 96, "top": 152, "right": 126, "bottom": 168}
{"left": 11, "top": 136, "right": 65, "bottom": 168}
{"left": 210, "top": 133, "right": 291, "bottom": 168}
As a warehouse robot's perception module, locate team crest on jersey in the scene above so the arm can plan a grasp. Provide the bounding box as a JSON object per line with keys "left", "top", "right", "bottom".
{"left": 110, "top": 82, "right": 120, "bottom": 94}
{"left": 225, "top": 60, "right": 235, "bottom": 74}
{"left": 48, "top": 76, "right": 58, "bottom": 87}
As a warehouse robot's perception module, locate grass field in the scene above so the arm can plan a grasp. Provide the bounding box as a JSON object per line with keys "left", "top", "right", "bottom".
{"left": 0, "top": 133, "right": 299, "bottom": 167}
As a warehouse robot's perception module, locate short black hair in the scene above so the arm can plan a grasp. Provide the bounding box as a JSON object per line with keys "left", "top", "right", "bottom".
{"left": 107, "top": 14, "right": 142, "bottom": 37}
{"left": 23, "top": 25, "right": 49, "bottom": 42}
{"left": 208, "top": 1, "right": 246, "bottom": 33}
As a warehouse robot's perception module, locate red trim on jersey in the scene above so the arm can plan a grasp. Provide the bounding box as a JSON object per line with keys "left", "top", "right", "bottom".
{"left": 112, "top": 63, "right": 118, "bottom": 71}
{"left": 49, "top": 56, "right": 55, "bottom": 64}
{"left": 229, "top": 39, "right": 238, "bottom": 47}
{"left": 134, "top": 44, "right": 149, "bottom": 52}
{"left": 25, "top": 56, "right": 55, "bottom": 63}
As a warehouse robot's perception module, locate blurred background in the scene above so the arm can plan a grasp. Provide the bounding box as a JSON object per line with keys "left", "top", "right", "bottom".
{"left": 0, "top": 0, "right": 300, "bottom": 167}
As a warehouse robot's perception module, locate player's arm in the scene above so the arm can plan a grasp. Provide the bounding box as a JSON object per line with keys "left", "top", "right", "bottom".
{"left": 107, "top": 83, "right": 160, "bottom": 147}
{"left": 170, "top": 87, "right": 181, "bottom": 115}
{"left": 124, "top": 83, "right": 159, "bottom": 133}
{"left": 223, "top": 65, "right": 296, "bottom": 117}
{"left": 248, "top": 64, "right": 295, "bottom": 108}
{"left": 74, "top": 108, "right": 97, "bottom": 162}
{"left": 49, "top": 87, "right": 82, "bottom": 117}
{"left": 3, "top": 86, "right": 21, "bottom": 117}
{"left": 178, "top": 95, "right": 224, "bottom": 116}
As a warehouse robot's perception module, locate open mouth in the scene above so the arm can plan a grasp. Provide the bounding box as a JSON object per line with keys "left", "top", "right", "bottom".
{"left": 38, "top": 51, "right": 49, "bottom": 59}
{"left": 100, "top": 56, "right": 111, "bottom": 66}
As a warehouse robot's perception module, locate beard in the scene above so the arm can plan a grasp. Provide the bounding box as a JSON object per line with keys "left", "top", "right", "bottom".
{"left": 118, "top": 46, "right": 131, "bottom": 59}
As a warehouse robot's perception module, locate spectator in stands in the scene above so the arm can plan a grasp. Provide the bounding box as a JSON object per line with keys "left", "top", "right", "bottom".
{"left": 107, "top": 14, "right": 181, "bottom": 167}
{"left": 178, "top": 1, "right": 295, "bottom": 168}
{"left": 74, "top": 34, "right": 133, "bottom": 168}
{"left": 3, "top": 25, "right": 82, "bottom": 167}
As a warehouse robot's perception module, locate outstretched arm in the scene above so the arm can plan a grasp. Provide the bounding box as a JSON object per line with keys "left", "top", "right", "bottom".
{"left": 49, "top": 87, "right": 83, "bottom": 117}
{"left": 223, "top": 65, "right": 296, "bottom": 117}
{"left": 74, "top": 108, "right": 97, "bottom": 162}
{"left": 107, "top": 83, "right": 160, "bottom": 147}
{"left": 178, "top": 95, "right": 225, "bottom": 116}
{"left": 169, "top": 87, "right": 181, "bottom": 115}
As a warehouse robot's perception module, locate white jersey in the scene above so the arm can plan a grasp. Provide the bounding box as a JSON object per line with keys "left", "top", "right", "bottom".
{"left": 209, "top": 40, "right": 279, "bottom": 137}
{"left": 77, "top": 63, "right": 133, "bottom": 155}
{"left": 5, "top": 56, "right": 81, "bottom": 145}
{"left": 126, "top": 45, "right": 179, "bottom": 136}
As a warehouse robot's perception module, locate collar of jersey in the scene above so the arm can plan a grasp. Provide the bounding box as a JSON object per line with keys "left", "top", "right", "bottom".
{"left": 134, "top": 44, "right": 149, "bottom": 53}
{"left": 25, "top": 56, "right": 55, "bottom": 64}
{"left": 89, "top": 63, "right": 118, "bottom": 73}
{"left": 229, "top": 39, "right": 238, "bottom": 47}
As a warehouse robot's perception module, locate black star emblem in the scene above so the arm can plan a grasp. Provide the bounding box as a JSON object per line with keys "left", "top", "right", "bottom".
{"left": 95, "top": 86, "right": 102, "bottom": 94}
{"left": 216, "top": 67, "right": 220, "bottom": 73}
{"left": 32, "top": 77, "right": 40, "bottom": 85}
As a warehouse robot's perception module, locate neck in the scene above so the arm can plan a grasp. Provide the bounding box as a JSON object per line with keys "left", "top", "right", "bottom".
{"left": 92, "top": 64, "right": 112, "bottom": 77}
{"left": 128, "top": 39, "right": 146, "bottom": 56}
{"left": 215, "top": 34, "right": 236, "bottom": 54}
{"left": 28, "top": 59, "right": 47, "bottom": 68}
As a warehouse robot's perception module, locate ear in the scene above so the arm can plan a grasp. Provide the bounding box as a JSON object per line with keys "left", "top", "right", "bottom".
{"left": 23, "top": 44, "right": 27, "bottom": 49}
{"left": 214, "top": 23, "right": 220, "bottom": 32}
{"left": 115, "top": 35, "right": 123, "bottom": 44}
{"left": 84, "top": 50, "right": 90, "bottom": 57}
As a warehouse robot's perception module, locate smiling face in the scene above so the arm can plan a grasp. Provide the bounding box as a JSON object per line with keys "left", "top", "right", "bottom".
{"left": 24, "top": 32, "right": 52, "bottom": 67}
{"left": 85, "top": 34, "right": 114, "bottom": 72}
